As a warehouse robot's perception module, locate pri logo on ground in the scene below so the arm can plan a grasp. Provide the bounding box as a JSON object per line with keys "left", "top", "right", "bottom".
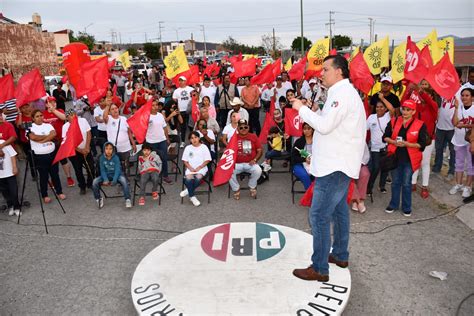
{"left": 201, "top": 223, "right": 286, "bottom": 262}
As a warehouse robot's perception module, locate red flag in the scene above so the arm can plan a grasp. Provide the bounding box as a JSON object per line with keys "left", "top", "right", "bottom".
{"left": 61, "top": 75, "right": 68, "bottom": 84}
{"left": 229, "top": 52, "right": 243, "bottom": 65}
{"left": 259, "top": 97, "right": 277, "bottom": 143}
{"left": 251, "top": 59, "right": 282, "bottom": 85}
{"left": 229, "top": 72, "right": 238, "bottom": 84}
{"left": 304, "top": 69, "right": 322, "bottom": 81}
{"left": 213, "top": 133, "right": 239, "bottom": 186}
{"left": 204, "top": 62, "right": 220, "bottom": 78}
{"left": 288, "top": 56, "right": 307, "bottom": 81}
{"left": 108, "top": 58, "right": 116, "bottom": 70}
{"left": 203, "top": 56, "right": 207, "bottom": 67}
{"left": 191, "top": 93, "right": 200, "bottom": 123}
{"left": 0, "top": 74, "right": 15, "bottom": 104}
{"left": 52, "top": 116, "right": 84, "bottom": 165}
{"left": 284, "top": 108, "right": 303, "bottom": 137}
{"left": 171, "top": 65, "right": 200, "bottom": 86}
{"left": 76, "top": 57, "right": 109, "bottom": 105}
{"left": 420, "top": 46, "right": 433, "bottom": 69}
{"left": 15, "top": 69, "right": 46, "bottom": 107}
{"left": 233, "top": 58, "right": 257, "bottom": 78}
{"left": 329, "top": 48, "right": 337, "bottom": 56}
{"left": 349, "top": 52, "right": 374, "bottom": 94}
{"left": 425, "top": 53, "right": 460, "bottom": 99}
{"left": 343, "top": 53, "right": 350, "bottom": 60}
{"left": 127, "top": 98, "right": 153, "bottom": 144}
{"left": 404, "top": 36, "right": 428, "bottom": 84}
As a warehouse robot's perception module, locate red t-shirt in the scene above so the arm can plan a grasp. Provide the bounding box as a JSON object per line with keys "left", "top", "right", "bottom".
{"left": 42, "top": 110, "right": 65, "bottom": 140}
{"left": 236, "top": 133, "right": 261, "bottom": 163}
{"left": 16, "top": 115, "right": 32, "bottom": 143}
{"left": 0, "top": 121, "right": 16, "bottom": 141}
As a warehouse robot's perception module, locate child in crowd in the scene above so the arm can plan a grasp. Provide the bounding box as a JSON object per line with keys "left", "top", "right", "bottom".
{"left": 0, "top": 140, "right": 20, "bottom": 216}
{"left": 138, "top": 143, "right": 162, "bottom": 206}
{"left": 261, "top": 126, "right": 283, "bottom": 172}
{"left": 92, "top": 142, "right": 131, "bottom": 209}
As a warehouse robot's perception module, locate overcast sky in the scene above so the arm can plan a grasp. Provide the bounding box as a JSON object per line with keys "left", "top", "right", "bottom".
{"left": 1, "top": 0, "right": 473, "bottom": 48}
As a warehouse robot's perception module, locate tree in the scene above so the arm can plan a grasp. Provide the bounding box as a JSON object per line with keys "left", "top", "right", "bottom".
{"left": 333, "top": 35, "right": 352, "bottom": 50}
{"left": 69, "top": 31, "right": 95, "bottom": 51}
{"left": 261, "top": 34, "right": 283, "bottom": 57}
{"left": 221, "top": 36, "right": 266, "bottom": 55}
{"left": 143, "top": 43, "right": 161, "bottom": 59}
{"left": 127, "top": 47, "right": 139, "bottom": 57}
{"left": 291, "top": 36, "right": 312, "bottom": 52}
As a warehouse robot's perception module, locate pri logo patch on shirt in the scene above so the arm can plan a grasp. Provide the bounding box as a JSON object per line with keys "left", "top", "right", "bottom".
{"left": 331, "top": 101, "right": 339, "bottom": 108}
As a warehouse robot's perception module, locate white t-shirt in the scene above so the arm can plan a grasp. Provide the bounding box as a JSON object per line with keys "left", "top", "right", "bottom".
{"left": 30, "top": 123, "right": 56, "bottom": 155}
{"left": 222, "top": 124, "right": 237, "bottom": 141}
{"left": 62, "top": 117, "right": 91, "bottom": 150}
{"left": 261, "top": 88, "right": 274, "bottom": 102}
{"left": 0, "top": 140, "right": 17, "bottom": 178}
{"left": 146, "top": 113, "right": 167, "bottom": 143}
{"left": 366, "top": 112, "right": 390, "bottom": 152}
{"left": 182, "top": 143, "right": 211, "bottom": 176}
{"left": 200, "top": 86, "right": 217, "bottom": 106}
{"left": 94, "top": 106, "right": 107, "bottom": 131}
{"left": 106, "top": 116, "right": 132, "bottom": 153}
{"left": 172, "top": 86, "right": 194, "bottom": 112}
{"left": 437, "top": 97, "right": 456, "bottom": 131}
{"left": 226, "top": 108, "right": 249, "bottom": 125}
{"left": 274, "top": 85, "right": 289, "bottom": 106}
{"left": 282, "top": 81, "right": 293, "bottom": 91}
{"left": 237, "top": 85, "right": 245, "bottom": 95}
{"left": 452, "top": 105, "right": 474, "bottom": 146}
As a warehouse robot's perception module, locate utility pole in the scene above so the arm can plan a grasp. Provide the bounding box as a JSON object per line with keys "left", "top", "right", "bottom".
{"left": 300, "top": 0, "right": 304, "bottom": 56}
{"left": 327, "top": 11, "right": 335, "bottom": 50}
{"left": 158, "top": 21, "right": 164, "bottom": 58}
{"left": 200, "top": 24, "right": 207, "bottom": 57}
{"left": 272, "top": 28, "right": 277, "bottom": 59}
{"left": 145, "top": 32, "right": 148, "bottom": 43}
{"left": 119, "top": 32, "right": 122, "bottom": 45}
{"left": 368, "top": 18, "right": 375, "bottom": 44}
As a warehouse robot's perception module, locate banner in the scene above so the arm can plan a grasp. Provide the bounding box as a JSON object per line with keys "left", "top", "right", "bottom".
{"left": 307, "top": 38, "right": 330, "bottom": 71}
{"left": 391, "top": 42, "right": 406, "bottom": 83}
{"left": 164, "top": 46, "right": 190, "bottom": 79}
{"left": 363, "top": 36, "right": 389, "bottom": 75}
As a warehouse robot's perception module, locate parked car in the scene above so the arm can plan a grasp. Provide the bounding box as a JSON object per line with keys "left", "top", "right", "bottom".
{"left": 44, "top": 75, "right": 71, "bottom": 100}
{"left": 186, "top": 57, "right": 195, "bottom": 65}
{"left": 151, "top": 59, "right": 165, "bottom": 69}
{"left": 131, "top": 63, "right": 153, "bottom": 77}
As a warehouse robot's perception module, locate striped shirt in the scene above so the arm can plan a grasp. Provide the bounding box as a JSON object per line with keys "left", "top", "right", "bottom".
{"left": 0, "top": 99, "right": 18, "bottom": 123}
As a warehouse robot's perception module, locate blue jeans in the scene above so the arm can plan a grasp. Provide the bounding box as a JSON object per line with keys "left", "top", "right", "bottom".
{"left": 367, "top": 151, "right": 389, "bottom": 192}
{"left": 309, "top": 171, "right": 351, "bottom": 275}
{"left": 388, "top": 161, "right": 414, "bottom": 213}
{"left": 292, "top": 163, "right": 312, "bottom": 189}
{"left": 184, "top": 174, "right": 203, "bottom": 197}
{"left": 265, "top": 149, "right": 282, "bottom": 160}
{"left": 433, "top": 128, "right": 455, "bottom": 174}
{"left": 150, "top": 141, "right": 169, "bottom": 177}
{"left": 92, "top": 175, "right": 131, "bottom": 200}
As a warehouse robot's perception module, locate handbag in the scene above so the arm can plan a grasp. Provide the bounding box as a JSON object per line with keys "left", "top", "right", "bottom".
{"left": 380, "top": 153, "right": 398, "bottom": 172}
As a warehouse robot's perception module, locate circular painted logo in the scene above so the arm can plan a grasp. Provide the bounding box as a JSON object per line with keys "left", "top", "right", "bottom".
{"left": 131, "top": 223, "right": 351, "bottom": 315}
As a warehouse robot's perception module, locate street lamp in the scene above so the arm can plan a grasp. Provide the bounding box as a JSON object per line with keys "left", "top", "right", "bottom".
{"left": 84, "top": 23, "right": 93, "bottom": 35}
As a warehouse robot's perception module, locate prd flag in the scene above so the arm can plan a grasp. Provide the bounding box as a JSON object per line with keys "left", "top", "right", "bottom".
{"left": 213, "top": 134, "right": 239, "bottom": 187}
{"left": 438, "top": 37, "right": 454, "bottom": 63}
{"left": 118, "top": 51, "right": 131, "bottom": 69}
{"left": 127, "top": 98, "right": 153, "bottom": 144}
{"left": 259, "top": 97, "right": 277, "bottom": 144}
{"left": 0, "top": 74, "right": 15, "bottom": 104}
{"left": 52, "top": 116, "right": 84, "bottom": 165}
{"left": 391, "top": 42, "right": 407, "bottom": 83}
{"left": 284, "top": 58, "right": 292, "bottom": 71}
{"left": 405, "top": 36, "right": 430, "bottom": 84}
{"left": 417, "top": 29, "right": 441, "bottom": 63}
{"left": 425, "top": 53, "right": 460, "bottom": 99}
{"left": 284, "top": 108, "right": 303, "bottom": 137}
{"left": 363, "top": 36, "right": 389, "bottom": 75}
{"left": 15, "top": 69, "right": 46, "bottom": 107}
{"left": 307, "top": 38, "right": 330, "bottom": 71}
{"left": 164, "top": 46, "right": 190, "bottom": 79}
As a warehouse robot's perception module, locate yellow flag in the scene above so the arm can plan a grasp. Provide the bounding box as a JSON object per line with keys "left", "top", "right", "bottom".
{"left": 164, "top": 46, "right": 190, "bottom": 79}
{"left": 363, "top": 36, "right": 389, "bottom": 75}
{"left": 349, "top": 46, "right": 360, "bottom": 63}
{"left": 307, "top": 38, "right": 330, "bottom": 71}
{"left": 417, "top": 29, "right": 441, "bottom": 63}
{"left": 438, "top": 37, "right": 454, "bottom": 63}
{"left": 284, "top": 58, "right": 292, "bottom": 71}
{"left": 391, "top": 42, "right": 406, "bottom": 84}
{"left": 118, "top": 51, "right": 131, "bottom": 69}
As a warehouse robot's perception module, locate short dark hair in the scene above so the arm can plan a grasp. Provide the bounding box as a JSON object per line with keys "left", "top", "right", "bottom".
{"left": 278, "top": 96, "right": 287, "bottom": 103}
{"left": 188, "top": 131, "right": 201, "bottom": 140}
{"left": 323, "top": 55, "right": 350, "bottom": 79}
{"left": 286, "top": 89, "right": 295, "bottom": 96}
{"left": 142, "top": 143, "right": 152, "bottom": 151}
{"left": 461, "top": 87, "right": 473, "bottom": 96}
{"left": 269, "top": 126, "right": 280, "bottom": 134}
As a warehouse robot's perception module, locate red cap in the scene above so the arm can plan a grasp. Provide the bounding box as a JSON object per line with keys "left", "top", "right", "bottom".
{"left": 402, "top": 99, "right": 417, "bottom": 111}
{"left": 46, "top": 96, "right": 56, "bottom": 102}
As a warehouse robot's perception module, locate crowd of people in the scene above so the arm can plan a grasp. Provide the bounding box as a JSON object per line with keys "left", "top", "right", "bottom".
{"left": 0, "top": 58, "right": 473, "bottom": 218}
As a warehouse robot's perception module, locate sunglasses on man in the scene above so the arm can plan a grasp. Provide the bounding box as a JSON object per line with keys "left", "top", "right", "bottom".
{"left": 238, "top": 125, "right": 249, "bottom": 131}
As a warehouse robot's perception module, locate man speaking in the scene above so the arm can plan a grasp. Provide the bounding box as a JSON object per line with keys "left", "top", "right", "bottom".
{"left": 291, "top": 55, "right": 366, "bottom": 281}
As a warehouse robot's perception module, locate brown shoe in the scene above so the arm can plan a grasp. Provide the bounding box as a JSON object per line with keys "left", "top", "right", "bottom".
{"left": 292, "top": 266, "right": 329, "bottom": 282}
{"left": 328, "top": 254, "right": 349, "bottom": 268}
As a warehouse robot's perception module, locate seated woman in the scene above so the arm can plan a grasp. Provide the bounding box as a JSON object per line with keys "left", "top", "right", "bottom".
{"left": 180, "top": 131, "right": 212, "bottom": 207}
{"left": 221, "top": 112, "right": 239, "bottom": 147}
{"left": 28, "top": 109, "right": 66, "bottom": 203}
{"left": 291, "top": 123, "right": 314, "bottom": 189}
